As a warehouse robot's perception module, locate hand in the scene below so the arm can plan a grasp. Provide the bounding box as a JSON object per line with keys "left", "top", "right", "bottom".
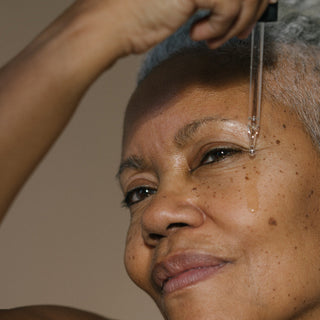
{"left": 107, "top": 0, "right": 277, "bottom": 54}
{"left": 190, "top": 0, "right": 278, "bottom": 48}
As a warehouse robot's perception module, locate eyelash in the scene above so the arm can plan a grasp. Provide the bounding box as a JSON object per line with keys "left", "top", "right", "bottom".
{"left": 122, "top": 186, "right": 157, "bottom": 208}
{"left": 122, "top": 147, "right": 241, "bottom": 208}
{"left": 197, "top": 147, "right": 241, "bottom": 168}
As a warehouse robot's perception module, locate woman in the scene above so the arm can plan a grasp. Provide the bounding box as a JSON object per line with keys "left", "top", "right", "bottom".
{"left": 121, "top": 5, "right": 320, "bottom": 319}
{"left": 1, "top": 0, "right": 320, "bottom": 319}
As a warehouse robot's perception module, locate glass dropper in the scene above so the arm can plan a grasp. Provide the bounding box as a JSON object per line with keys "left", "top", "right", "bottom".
{"left": 248, "top": 22, "right": 265, "bottom": 156}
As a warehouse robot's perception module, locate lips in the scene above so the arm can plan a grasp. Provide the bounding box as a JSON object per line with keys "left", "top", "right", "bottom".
{"left": 152, "top": 252, "right": 228, "bottom": 294}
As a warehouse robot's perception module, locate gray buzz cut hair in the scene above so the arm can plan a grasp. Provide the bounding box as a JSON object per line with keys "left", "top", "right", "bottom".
{"left": 137, "top": 0, "right": 320, "bottom": 149}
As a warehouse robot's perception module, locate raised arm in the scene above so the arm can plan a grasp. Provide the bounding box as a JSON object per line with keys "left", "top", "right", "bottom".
{"left": 0, "top": 1, "right": 127, "bottom": 222}
{"left": 0, "top": 0, "right": 273, "bottom": 223}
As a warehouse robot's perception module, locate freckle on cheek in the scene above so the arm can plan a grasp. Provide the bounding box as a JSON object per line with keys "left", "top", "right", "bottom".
{"left": 307, "top": 190, "right": 314, "bottom": 198}
{"left": 268, "top": 217, "right": 278, "bottom": 226}
{"left": 276, "top": 140, "right": 281, "bottom": 144}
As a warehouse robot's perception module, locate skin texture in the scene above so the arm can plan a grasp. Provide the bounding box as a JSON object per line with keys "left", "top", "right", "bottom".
{"left": 120, "top": 56, "right": 320, "bottom": 320}
{"left": 0, "top": 0, "right": 285, "bottom": 319}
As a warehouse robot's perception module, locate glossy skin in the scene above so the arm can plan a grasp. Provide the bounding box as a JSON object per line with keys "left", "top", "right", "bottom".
{"left": 0, "top": 1, "right": 278, "bottom": 319}
{"left": 119, "top": 57, "right": 320, "bottom": 320}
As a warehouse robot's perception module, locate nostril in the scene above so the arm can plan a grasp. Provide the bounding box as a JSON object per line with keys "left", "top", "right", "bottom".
{"left": 149, "top": 233, "right": 164, "bottom": 241}
{"left": 147, "top": 223, "right": 190, "bottom": 244}
{"left": 166, "top": 222, "right": 189, "bottom": 230}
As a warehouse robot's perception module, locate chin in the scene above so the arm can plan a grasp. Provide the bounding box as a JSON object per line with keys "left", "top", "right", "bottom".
{"left": 156, "top": 281, "right": 261, "bottom": 320}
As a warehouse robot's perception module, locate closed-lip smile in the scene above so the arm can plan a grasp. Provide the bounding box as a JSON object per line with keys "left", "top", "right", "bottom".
{"left": 152, "top": 252, "right": 229, "bottom": 294}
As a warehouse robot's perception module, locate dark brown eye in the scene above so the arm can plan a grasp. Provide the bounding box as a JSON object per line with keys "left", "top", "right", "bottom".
{"left": 200, "top": 148, "right": 240, "bottom": 166}
{"left": 123, "top": 186, "right": 157, "bottom": 207}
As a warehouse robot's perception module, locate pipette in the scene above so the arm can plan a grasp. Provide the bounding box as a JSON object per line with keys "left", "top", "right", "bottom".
{"left": 248, "top": 3, "right": 278, "bottom": 156}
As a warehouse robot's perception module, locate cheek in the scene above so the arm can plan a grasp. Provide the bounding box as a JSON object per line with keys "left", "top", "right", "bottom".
{"left": 124, "top": 219, "right": 154, "bottom": 294}
{"left": 197, "top": 157, "right": 320, "bottom": 313}
{"left": 124, "top": 222, "right": 142, "bottom": 279}
{"left": 193, "top": 160, "right": 263, "bottom": 227}
{"left": 194, "top": 152, "right": 320, "bottom": 254}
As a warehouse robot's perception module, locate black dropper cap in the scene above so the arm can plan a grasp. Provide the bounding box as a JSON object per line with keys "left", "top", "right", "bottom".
{"left": 259, "top": 3, "right": 278, "bottom": 22}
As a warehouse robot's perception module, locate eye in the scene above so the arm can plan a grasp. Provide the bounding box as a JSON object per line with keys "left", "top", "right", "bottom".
{"left": 199, "top": 147, "right": 241, "bottom": 166}
{"left": 122, "top": 186, "right": 157, "bottom": 207}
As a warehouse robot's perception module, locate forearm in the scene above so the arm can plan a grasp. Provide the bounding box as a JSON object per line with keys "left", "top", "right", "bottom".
{"left": 0, "top": 1, "right": 124, "bottom": 221}
{"left": 0, "top": 305, "right": 112, "bottom": 320}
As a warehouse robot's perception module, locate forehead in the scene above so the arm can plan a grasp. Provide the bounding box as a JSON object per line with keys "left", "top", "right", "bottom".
{"left": 123, "top": 53, "right": 250, "bottom": 148}
{"left": 123, "top": 84, "right": 252, "bottom": 157}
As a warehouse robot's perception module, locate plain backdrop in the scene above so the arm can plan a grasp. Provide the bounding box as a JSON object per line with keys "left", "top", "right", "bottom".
{"left": 0, "top": 1, "right": 163, "bottom": 319}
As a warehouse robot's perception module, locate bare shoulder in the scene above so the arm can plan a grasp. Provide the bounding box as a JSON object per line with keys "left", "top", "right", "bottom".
{"left": 0, "top": 305, "right": 115, "bottom": 320}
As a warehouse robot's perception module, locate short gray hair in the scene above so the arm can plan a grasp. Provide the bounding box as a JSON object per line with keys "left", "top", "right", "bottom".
{"left": 137, "top": 0, "right": 320, "bottom": 148}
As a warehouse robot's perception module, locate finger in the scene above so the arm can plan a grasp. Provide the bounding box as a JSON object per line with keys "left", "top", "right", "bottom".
{"left": 190, "top": 15, "right": 236, "bottom": 41}
{"left": 225, "top": 0, "right": 270, "bottom": 39}
{"left": 205, "top": 0, "right": 270, "bottom": 49}
{"left": 237, "top": 22, "right": 256, "bottom": 39}
{"left": 190, "top": 0, "right": 241, "bottom": 41}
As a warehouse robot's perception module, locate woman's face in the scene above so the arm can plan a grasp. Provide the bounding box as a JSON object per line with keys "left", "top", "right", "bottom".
{"left": 119, "top": 66, "right": 320, "bottom": 320}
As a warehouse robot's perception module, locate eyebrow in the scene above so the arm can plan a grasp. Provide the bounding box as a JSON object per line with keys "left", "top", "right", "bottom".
{"left": 117, "top": 116, "right": 237, "bottom": 179}
{"left": 116, "top": 155, "right": 147, "bottom": 179}
{"left": 174, "top": 116, "right": 232, "bottom": 148}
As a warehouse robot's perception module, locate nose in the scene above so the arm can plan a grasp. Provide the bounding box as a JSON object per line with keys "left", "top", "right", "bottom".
{"left": 141, "top": 188, "right": 205, "bottom": 247}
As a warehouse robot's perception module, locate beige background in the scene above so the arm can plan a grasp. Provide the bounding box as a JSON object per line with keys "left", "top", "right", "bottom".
{"left": 0, "top": 1, "right": 162, "bottom": 319}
